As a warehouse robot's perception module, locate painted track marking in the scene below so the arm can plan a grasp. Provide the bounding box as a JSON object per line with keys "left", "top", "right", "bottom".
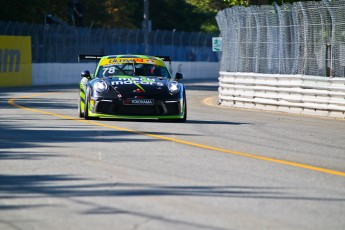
{"left": 8, "top": 92, "right": 345, "bottom": 178}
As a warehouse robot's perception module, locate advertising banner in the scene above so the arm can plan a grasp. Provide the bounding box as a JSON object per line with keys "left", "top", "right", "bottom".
{"left": 0, "top": 36, "right": 32, "bottom": 87}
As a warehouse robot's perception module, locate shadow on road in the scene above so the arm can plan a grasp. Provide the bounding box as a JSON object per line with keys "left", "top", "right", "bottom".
{"left": 1, "top": 176, "right": 344, "bottom": 206}
{"left": 185, "top": 120, "right": 249, "bottom": 125}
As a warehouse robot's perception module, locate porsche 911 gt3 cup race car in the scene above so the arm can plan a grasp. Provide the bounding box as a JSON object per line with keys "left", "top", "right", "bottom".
{"left": 78, "top": 54, "right": 187, "bottom": 121}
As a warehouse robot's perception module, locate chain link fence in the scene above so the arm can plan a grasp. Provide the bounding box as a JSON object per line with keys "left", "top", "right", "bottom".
{"left": 216, "top": 0, "right": 345, "bottom": 78}
{"left": 0, "top": 21, "right": 218, "bottom": 63}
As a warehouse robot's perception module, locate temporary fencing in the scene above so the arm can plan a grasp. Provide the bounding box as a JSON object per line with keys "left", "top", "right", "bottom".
{"left": 216, "top": 0, "right": 345, "bottom": 77}
{"left": 0, "top": 21, "right": 218, "bottom": 63}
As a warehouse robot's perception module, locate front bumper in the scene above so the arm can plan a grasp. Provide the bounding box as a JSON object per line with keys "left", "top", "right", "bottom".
{"left": 88, "top": 97, "right": 185, "bottom": 119}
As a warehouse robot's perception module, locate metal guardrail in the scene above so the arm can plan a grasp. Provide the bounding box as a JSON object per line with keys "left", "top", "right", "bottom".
{"left": 216, "top": 0, "right": 345, "bottom": 78}
{"left": 219, "top": 72, "right": 345, "bottom": 118}
{"left": 0, "top": 21, "right": 219, "bottom": 63}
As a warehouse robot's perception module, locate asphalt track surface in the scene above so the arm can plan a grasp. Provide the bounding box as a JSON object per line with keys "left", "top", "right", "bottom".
{"left": 1, "top": 80, "right": 345, "bottom": 230}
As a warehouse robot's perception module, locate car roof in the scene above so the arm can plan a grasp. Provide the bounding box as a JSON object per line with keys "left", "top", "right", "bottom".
{"left": 106, "top": 54, "right": 156, "bottom": 59}
{"left": 99, "top": 55, "right": 167, "bottom": 67}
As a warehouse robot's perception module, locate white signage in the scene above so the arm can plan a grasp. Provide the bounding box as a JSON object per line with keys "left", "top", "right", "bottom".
{"left": 212, "top": 37, "right": 222, "bottom": 52}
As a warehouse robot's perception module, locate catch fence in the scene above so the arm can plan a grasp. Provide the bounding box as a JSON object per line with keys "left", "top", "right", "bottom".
{"left": 0, "top": 21, "right": 218, "bottom": 63}
{"left": 216, "top": 0, "right": 345, "bottom": 77}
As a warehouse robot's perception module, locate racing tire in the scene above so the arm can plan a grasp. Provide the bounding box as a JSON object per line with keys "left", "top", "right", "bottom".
{"left": 84, "top": 88, "right": 97, "bottom": 120}
{"left": 178, "top": 100, "right": 187, "bottom": 122}
{"left": 174, "top": 91, "right": 187, "bottom": 123}
{"left": 78, "top": 97, "right": 84, "bottom": 118}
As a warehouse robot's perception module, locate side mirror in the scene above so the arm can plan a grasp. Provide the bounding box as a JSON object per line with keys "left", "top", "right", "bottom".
{"left": 175, "top": 72, "right": 183, "bottom": 80}
{"left": 81, "top": 70, "right": 91, "bottom": 78}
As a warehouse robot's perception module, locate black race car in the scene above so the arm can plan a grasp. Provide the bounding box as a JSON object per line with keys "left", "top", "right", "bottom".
{"left": 79, "top": 54, "right": 187, "bottom": 121}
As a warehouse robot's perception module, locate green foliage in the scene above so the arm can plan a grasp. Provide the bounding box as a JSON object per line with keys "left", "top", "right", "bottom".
{"left": 223, "top": 0, "right": 248, "bottom": 6}
{"left": 4, "top": 0, "right": 304, "bottom": 33}
{"left": 185, "top": 0, "right": 230, "bottom": 33}
{"left": 149, "top": 0, "right": 198, "bottom": 31}
{"left": 83, "top": 0, "right": 141, "bottom": 29}
{"left": 0, "top": 0, "right": 142, "bottom": 28}
{"left": 0, "top": 0, "right": 70, "bottom": 24}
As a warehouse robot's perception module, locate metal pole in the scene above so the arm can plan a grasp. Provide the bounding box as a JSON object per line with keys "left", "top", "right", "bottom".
{"left": 143, "top": 0, "right": 149, "bottom": 54}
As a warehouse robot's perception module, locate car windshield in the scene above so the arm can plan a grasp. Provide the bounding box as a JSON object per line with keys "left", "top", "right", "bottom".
{"left": 97, "top": 63, "right": 171, "bottom": 78}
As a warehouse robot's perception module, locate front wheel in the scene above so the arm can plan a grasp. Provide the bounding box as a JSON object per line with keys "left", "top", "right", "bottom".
{"left": 78, "top": 97, "right": 84, "bottom": 118}
{"left": 178, "top": 100, "right": 187, "bottom": 122}
{"left": 84, "top": 88, "right": 91, "bottom": 120}
{"left": 174, "top": 91, "right": 187, "bottom": 122}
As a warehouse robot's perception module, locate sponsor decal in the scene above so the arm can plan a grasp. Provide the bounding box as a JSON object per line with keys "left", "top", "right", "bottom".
{"left": 107, "top": 58, "right": 144, "bottom": 64}
{"left": 0, "top": 36, "right": 32, "bottom": 87}
{"left": 100, "top": 58, "right": 165, "bottom": 66}
{"left": 133, "top": 88, "right": 145, "bottom": 93}
{"left": 123, "top": 99, "right": 154, "bottom": 105}
{"left": 111, "top": 77, "right": 156, "bottom": 86}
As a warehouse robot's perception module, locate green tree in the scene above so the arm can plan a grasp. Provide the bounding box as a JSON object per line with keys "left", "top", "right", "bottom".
{"left": 82, "top": 0, "right": 141, "bottom": 29}
{"left": 221, "top": 0, "right": 248, "bottom": 7}
{"left": 0, "top": 0, "right": 311, "bottom": 33}
{"left": 186, "top": 0, "right": 230, "bottom": 32}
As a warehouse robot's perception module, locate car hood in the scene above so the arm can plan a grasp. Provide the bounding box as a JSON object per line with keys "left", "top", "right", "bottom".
{"left": 104, "top": 76, "right": 170, "bottom": 95}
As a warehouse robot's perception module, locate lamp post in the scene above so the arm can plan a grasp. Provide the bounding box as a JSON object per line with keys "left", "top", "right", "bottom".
{"left": 143, "top": 0, "right": 150, "bottom": 54}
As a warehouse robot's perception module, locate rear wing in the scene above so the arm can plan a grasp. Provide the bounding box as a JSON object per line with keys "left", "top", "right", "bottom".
{"left": 156, "top": 56, "right": 172, "bottom": 74}
{"left": 78, "top": 54, "right": 172, "bottom": 65}
{"left": 79, "top": 54, "right": 170, "bottom": 61}
{"left": 78, "top": 54, "right": 104, "bottom": 62}
{"left": 157, "top": 56, "right": 171, "bottom": 63}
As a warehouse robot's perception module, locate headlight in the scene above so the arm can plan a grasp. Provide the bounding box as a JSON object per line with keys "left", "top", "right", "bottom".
{"left": 94, "top": 80, "right": 108, "bottom": 93}
{"left": 168, "top": 81, "right": 180, "bottom": 94}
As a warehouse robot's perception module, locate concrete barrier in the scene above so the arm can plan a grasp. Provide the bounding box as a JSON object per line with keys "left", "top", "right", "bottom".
{"left": 219, "top": 72, "right": 345, "bottom": 119}
{"left": 32, "top": 62, "right": 220, "bottom": 86}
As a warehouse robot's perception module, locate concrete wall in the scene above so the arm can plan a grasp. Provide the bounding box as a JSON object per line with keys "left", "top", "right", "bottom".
{"left": 32, "top": 62, "right": 220, "bottom": 86}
